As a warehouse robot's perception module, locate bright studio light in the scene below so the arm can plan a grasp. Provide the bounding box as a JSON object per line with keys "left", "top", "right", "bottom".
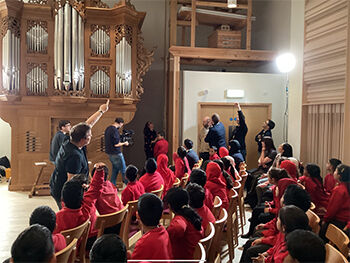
{"left": 227, "top": 0, "right": 237, "bottom": 8}
{"left": 276, "top": 53, "right": 296, "bottom": 73}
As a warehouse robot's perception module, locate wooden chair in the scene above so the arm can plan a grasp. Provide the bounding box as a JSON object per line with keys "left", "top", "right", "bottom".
{"left": 226, "top": 188, "right": 239, "bottom": 262}
{"left": 199, "top": 222, "right": 215, "bottom": 255}
{"left": 193, "top": 242, "right": 206, "bottom": 263}
{"left": 238, "top": 171, "right": 248, "bottom": 232}
{"left": 239, "top": 161, "right": 247, "bottom": 170}
{"left": 212, "top": 195, "right": 222, "bottom": 220}
{"left": 193, "top": 158, "right": 204, "bottom": 170}
{"left": 55, "top": 238, "right": 78, "bottom": 263}
{"left": 95, "top": 205, "right": 128, "bottom": 238}
{"left": 306, "top": 209, "right": 320, "bottom": 234}
{"left": 180, "top": 173, "right": 190, "bottom": 188}
{"left": 310, "top": 202, "right": 316, "bottom": 211}
{"left": 122, "top": 200, "right": 142, "bottom": 249}
{"left": 151, "top": 184, "right": 164, "bottom": 198}
{"left": 325, "top": 224, "right": 350, "bottom": 257}
{"left": 325, "top": 243, "right": 348, "bottom": 263}
{"left": 208, "top": 208, "right": 228, "bottom": 263}
{"left": 173, "top": 177, "right": 181, "bottom": 187}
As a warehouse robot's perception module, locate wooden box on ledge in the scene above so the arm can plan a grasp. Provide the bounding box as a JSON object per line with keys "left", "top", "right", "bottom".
{"left": 208, "top": 25, "right": 242, "bottom": 49}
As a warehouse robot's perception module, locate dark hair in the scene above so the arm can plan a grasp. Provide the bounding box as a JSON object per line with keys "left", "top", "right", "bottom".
{"left": 184, "top": 139, "right": 193, "bottom": 149}
{"left": 62, "top": 180, "right": 84, "bottom": 209}
{"left": 157, "top": 131, "right": 165, "bottom": 137}
{"left": 221, "top": 157, "right": 236, "bottom": 179}
{"left": 210, "top": 146, "right": 218, "bottom": 152}
{"left": 115, "top": 117, "right": 124, "bottom": 124}
{"left": 305, "top": 163, "right": 323, "bottom": 185}
{"left": 138, "top": 193, "right": 163, "bottom": 226}
{"left": 70, "top": 122, "right": 91, "bottom": 143}
{"left": 336, "top": 164, "right": 350, "bottom": 195}
{"left": 186, "top": 183, "right": 205, "bottom": 209}
{"left": 229, "top": 139, "right": 241, "bottom": 154}
{"left": 213, "top": 159, "right": 234, "bottom": 189}
{"left": 212, "top": 113, "right": 220, "bottom": 124}
{"left": 164, "top": 187, "right": 202, "bottom": 231}
{"left": 281, "top": 143, "right": 293, "bottom": 158}
{"left": 91, "top": 166, "right": 109, "bottom": 181}
{"left": 267, "top": 119, "right": 275, "bottom": 130}
{"left": 145, "top": 158, "right": 157, "bottom": 174}
{"left": 279, "top": 205, "right": 310, "bottom": 234}
{"left": 58, "top": 120, "right": 70, "bottom": 130}
{"left": 29, "top": 206, "right": 56, "bottom": 233}
{"left": 200, "top": 160, "right": 211, "bottom": 171}
{"left": 283, "top": 185, "right": 311, "bottom": 212}
{"left": 189, "top": 169, "right": 207, "bottom": 187}
{"left": 329, "top": 158, "right": 342, "bottom": 173}
{"left": 268, "top": 167, "right": 289, "bottom": 182}
{"left": 143, "top": 121, "right": 152, "bottom": 133}
{"left": 286, "top": 230, "right": 325, "bottom": 262}
{"left": 125, "top": 165, "right": 138, "bottom": 182}
{"left": 177, "top": 146, "right": 189, "bottom": 174}
{"left": 90, "top": 234, "right": 127, "bottom": 263}
{"left": 262, "top": 136, "right": 276, "bottom": 152}
{"left": 11, "top": 224, "right": 54, "bottom": 263}
{"left": 278, "top": 156, "right": 289, "bottom": 165}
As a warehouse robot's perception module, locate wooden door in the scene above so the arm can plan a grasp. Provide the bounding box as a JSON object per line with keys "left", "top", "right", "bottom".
{"left": 198, "top": 103, "right": 271, "bottom": 169}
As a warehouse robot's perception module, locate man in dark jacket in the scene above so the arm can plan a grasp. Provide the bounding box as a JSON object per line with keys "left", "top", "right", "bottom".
{"left": 205, "top": 113, "right": 226, "bottom": 149}
{"left": 49, "top": 120, "right": 71, "bottom": 164}
{"left": 255, "top": 119, "right": 275, "bottom": 152}
{"left": 230, "top": 103, "right": 248, "bottom": 160}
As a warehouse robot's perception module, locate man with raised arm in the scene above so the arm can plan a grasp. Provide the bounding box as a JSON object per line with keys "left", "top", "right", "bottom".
{"left": 231, "top": 103, "right": 248, "bottom": 160}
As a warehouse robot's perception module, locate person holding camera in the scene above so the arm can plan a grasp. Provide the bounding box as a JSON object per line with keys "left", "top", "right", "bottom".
{"left": 104, "top": 117, "right": 129, "bottom": 186}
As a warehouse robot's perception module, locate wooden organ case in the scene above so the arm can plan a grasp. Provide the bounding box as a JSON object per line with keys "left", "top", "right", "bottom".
{"left": 0, "top": 0, "right": 153, "bottom": 191}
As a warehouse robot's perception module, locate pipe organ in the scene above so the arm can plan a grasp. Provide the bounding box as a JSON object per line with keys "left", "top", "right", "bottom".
{"left": 0, "top": 0, "right": 154, "bottom": 191}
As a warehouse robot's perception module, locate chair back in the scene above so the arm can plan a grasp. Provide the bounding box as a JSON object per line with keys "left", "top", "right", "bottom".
{"left": 325, "top": 243, "right": 348, "bottom": 263}
{"left": 173, "top": 177, "right": 181, "bottom": 187}
{"left": 122, "top": 200, "right": 140, "bottom": 249}
{"left": 180, "top": 173, "right": 189, "bottom": 188}
{"left": 212, "top": 195, "right": 222, "bottom": 220}
{"left": 310, "top": 202, "right": 316, "bottom": 211}
{"left": 199, "top": 222, "right": 215, "bottom": 254}
{"left": 55, "top": 238, "right": 78, "bottom": 263}
{"left": 326, "top": 224, "right": 350, "bottom": 257}
{"left": 306, "top": 209, "right": 320, "bottom": 234}
{"left": 151, "top": 184, "right": 164, "bottom": 198}
{"left": 193, "top": 242, "right": 206, "bottom": 263}
{"left": 208, "top": 208, "right": 228, "bottom": 263}
{"left": 95, "top": 205, "right": 128, "bottom": 238}
{"left": 227, "top": 189, "right": 239, "bottom": 261}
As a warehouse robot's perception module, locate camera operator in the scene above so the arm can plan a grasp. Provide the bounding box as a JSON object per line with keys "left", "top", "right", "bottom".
{"left": 104, "top": 117, "right": 129, "bottom": 186}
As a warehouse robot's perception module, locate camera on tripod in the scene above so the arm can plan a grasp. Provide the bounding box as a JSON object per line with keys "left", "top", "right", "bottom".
{"left": 120, "top": 129, "right": 135, "bottom": 146}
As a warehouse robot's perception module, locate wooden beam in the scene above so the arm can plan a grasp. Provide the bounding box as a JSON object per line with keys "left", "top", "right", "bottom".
{"left": 177, "top": 20, "right": 191, "bottom": 26}
{"left": 169, "top": 46, "right": 277, "bottom": 61}
{"left": 191, "top": 0, "right": 196, "bottom": 47}
{"left": 170, "top": 0, "right": 177, "bottom": 46}
{"left": 178, "top": 0, "right": 248, "bottom": 9}
{"left": 246, "top": 0, "right": 252, "bottom": 50}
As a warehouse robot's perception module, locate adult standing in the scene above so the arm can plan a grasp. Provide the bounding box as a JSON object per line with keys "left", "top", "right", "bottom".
{"left": 50, "top": 100, "right": 109, "bottom": 209}
{"left": 205, "top": 113, "right": 226, "bottom": 149}
{"left": 143, "top": 121, "right": 157, "bottom": 159}
{"left": 49, "top": 120, "right": 71, "bottom": 164}
{"left": 255, "top": 119, "right": 275, "bottom": 153}
{"left": 230, "top": 103, "right": 248, "bottom": 160}
{"left": 198, "top": 116, "right": 210, "bottom": 161}
{"left": 105, "top": 117, "right": 129, "bottom": 186}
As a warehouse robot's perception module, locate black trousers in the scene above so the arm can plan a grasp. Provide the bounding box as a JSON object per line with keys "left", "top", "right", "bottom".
{"left": 246, "top": 205, "right": 275, "bottom": 236}
{"left": 240, "top": 237, "right": 272, "bottom": 263}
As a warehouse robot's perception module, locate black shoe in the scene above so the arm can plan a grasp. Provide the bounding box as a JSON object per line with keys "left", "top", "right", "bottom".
{"left": 241, "top": 233, "right": 251, "bottom": 239}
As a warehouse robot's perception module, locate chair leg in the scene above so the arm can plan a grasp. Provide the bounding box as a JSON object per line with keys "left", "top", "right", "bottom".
{"left": 241, "top": 197, "right": 246, "bottom": 225}
{"left": 226, "top": 217, "right": 234, "bottom": 262}
{"left": 234, "top": 214, "right": 239, "bottom": 247}
{"left": 239, "top": 202, "right": 244, "bottom": 234}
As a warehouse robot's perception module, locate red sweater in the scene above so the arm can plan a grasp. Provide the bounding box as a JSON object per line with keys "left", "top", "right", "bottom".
{"left": 204, "top": 188, "right": 214, "bottom": 210}
{"left": 53, "top": 233, "right": 66, "bottom": 253}
{"left": 55, "top": 169, "right": 104, "bottom": 237}
{"left": 95, "top": 180, "right": 123, "bottom": 215}
{"left": 154, "top": 139, "right": 169, "bottom": 159}
{"left": 209, "top": 153, "right": 220, "bottom": 160}
{"left": 261, "top": 217, "right": 278, "bottom": 246}
{"left": 167, "top": 215, "right": 203, "bottom": 260}
{"left": 265, "top": 232, "right": 288, "bottom": 263}
{"left": 157, "top": 154, "right": 176, "bottom": 195}
{"left": 139, "top": 171, "right": 164, "bottom": 193}
{"left": 196, "top": 205, "right": 215, "bottom": 230}
{"left": 121, "top": 181, "right": 145, "bottom": 206}
{"left": 324, "top": 183, "right": 350, "bottom": 223}
{"left": 324, "top": 173, "right": 337, "bottom": 193}
{"left": 132, "top": 225, "right": 172, "bottom": 261}
{"left": 175, "top": 157, "right": 191, "bottom": 179}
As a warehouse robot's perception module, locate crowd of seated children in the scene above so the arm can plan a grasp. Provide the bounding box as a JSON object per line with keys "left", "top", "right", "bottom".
{"left": 209, "top": 146, "right": 220, "bottom": 160}
{"left": 324, "top": 158, "right": 342, "bottom": 193}
{"left": 153, "top": 131, "right": 168, "bottom": 159}
{"left": 299, "top": 163, "right": 329, "bottom": 217}
{"left": 165, "top": 187, "right": 203, "bottom": 259}
{"left": 29, "top": 206, "right": 66, "bottom": 253}
{"left": 174, "top": 146, "right": 191, "bottom": 179}
{"left": 189, "top": 168, "right": 214, "bottom": 210}
{"left": 184, "top": 139, "right": 199, "bottom": 170}
{"left": 89, "top": 234, "right": 127, "bottom": 263}
{"left": 156, "top": 153, "right": 176, "bottom": 196}
{"left": 139, "top": 158, "right": 164, "bottom": 192}
{"left": 131, "top": 193, "right": 172, "bottom": 260}
{"left": 121, "top": 165, "right": 145, "bottom": 205}
{"left": 186, "top": 183, "right": 215, "bottom": 230}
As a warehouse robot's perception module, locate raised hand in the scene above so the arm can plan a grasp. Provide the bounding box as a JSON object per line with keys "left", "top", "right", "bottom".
{"left": 99, "top": 99, "right": 110, "bottom": 113}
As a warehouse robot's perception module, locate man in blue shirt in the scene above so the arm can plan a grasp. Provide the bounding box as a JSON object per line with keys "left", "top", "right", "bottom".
{"left": 104, "top": 117, "right": 129, "bottom": 186}
{"left": 184, "top": 138, "right": 199, "bottom": 170}
{"left": 205, "top": 113, "right": 226, "bottom": 149}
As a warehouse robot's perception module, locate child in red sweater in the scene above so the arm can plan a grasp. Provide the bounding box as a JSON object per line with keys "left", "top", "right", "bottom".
{"left": 209, "top": 146, "right": 220, "bottom": 160}
{"left": 165, "top": 187, "right": 203, "bottom": 259}
{"left": 186, "top": 183, "right": 215, "bottom": 230}
{"left": 157, "top": 153, "right": 176, "bottom": 196}
{"left": 189, "top": 168, "right": 214, "bottom": 210}
{"left": 153, "top": 131, "right": 169, "bottom": 159}
{"left": 132, "top": 193, "right": 172, "bottom": 260}
{"left": 121, "top": 165, "right": 145, "bottom": 205}
{"left": 324, "top": 158, "right": 342, "bottom": 193}
{"left": 29, "top": 206, "right": 66, "bottom": 253}
{"left": 175, "top": 146, "right": 191, "bottom": 179}
{"left": 139, "top": 158, "right": 164, "bottom": 192}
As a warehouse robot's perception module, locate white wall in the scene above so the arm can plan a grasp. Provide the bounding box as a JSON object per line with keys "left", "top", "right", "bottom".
{"left": 182, "top": 71, "right": 287, "bottom": 151}
{"left": 0, "top": 118, "right": 11, "bottom": 159}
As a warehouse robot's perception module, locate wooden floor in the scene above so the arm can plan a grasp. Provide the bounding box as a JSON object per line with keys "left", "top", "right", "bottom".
{"left": 0, "top": 179, "right": 250, "bottom": 262}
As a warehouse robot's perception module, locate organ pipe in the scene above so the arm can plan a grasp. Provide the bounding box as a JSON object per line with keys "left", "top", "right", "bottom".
{"left": 115, "top": 36, "right": 132, "bottom": 96}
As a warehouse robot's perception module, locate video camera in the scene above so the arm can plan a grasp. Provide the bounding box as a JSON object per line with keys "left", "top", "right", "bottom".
{"left": 120, "top": 129, "right": 135, "bottom": 146}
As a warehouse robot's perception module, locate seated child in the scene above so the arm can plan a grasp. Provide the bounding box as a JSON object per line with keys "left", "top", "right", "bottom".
{"left": 156, "top": 154, "right": 176, "bottom": 196}
{"left": 29, "top": 205, "right": 66, "bottom": 253}
{"left": 165, "top": 187, "right": 203, "bottom": 259}
{"left": 11, "top": 224, "right": 55, "bottom": 263}
{"left": 132, "top": 193, "right": 172, "bottom": 260}
{"left": 186, "top": 183, "right": 215, "bottom": 230}
{"left": 324, "top": 158, "right": 342, "bottom": 193}
{"left": 209, "top": 146, "right": 220, "bottom": 160}
{"left": 139, "top": 158, "right": 164, "bottom": 193}
{"left": 121, "top": 165, "right": 145, "bottom": 205}
{"left": 175, "top": 146, "right": 191, "bottom": 179}
{"left": 89, "top": 234, "right": 127, "bottom": 263}
{"left": 190, "top": 169, "right": 214, "bottom": 210}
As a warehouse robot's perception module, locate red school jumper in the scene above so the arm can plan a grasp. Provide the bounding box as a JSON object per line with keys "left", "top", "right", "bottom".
{"left": 324, "top": 173, "right": 337, "bottom": 193}
{"left": 95, "top": 180, "right": 123, "bottom": 215}
{"left": 52, "top": 233, "right": 66, "bottom": 252}
{"left": 132, "top": 225, "right": 172, "bottom": 261}
{"left": 196, "top": 205, "right": 215, "bottom": 230}
{"left": 204, "top": 188, "right": 214, "bottom": 210}
{"left": 154, "top": 139, "right": 169, "bottom": 159}
{"left": 139, "top": 171, "right": 164, "bottom": 193}
{"left": 265, "top": 232, "right": 289, "bottom": 263}
{"left": 324, "top": 183, "right": 350, "bottom": 223}
{"left": 175, "top": 157, "right": 191, "bottom": 179}
{"left": 121, "top": 181, "right": 145, "bottom": 206}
